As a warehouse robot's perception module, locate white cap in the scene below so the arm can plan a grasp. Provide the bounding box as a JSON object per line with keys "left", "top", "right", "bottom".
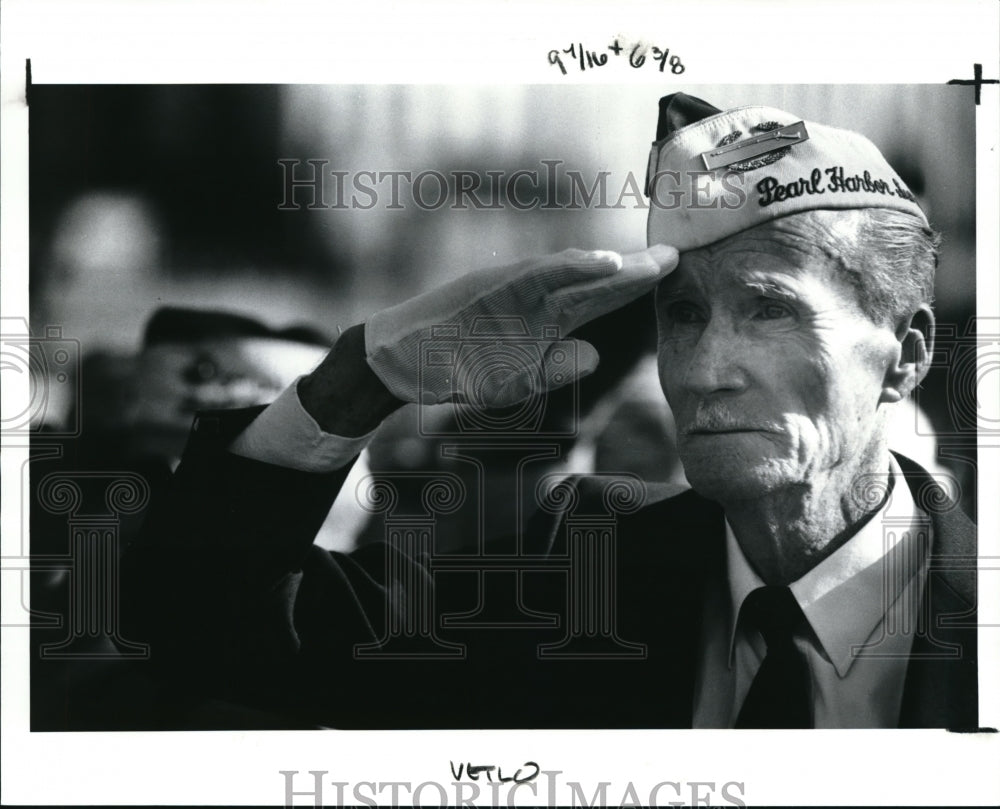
{"left": 645, "top": 95, "right": 927, "bottom": 251}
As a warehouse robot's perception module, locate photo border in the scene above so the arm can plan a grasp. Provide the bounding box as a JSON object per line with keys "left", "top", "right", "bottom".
{"left": 2, "top": 1, "right": 998, "bottom": 805}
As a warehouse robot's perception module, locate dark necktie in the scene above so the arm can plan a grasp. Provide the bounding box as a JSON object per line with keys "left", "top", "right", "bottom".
{"left": 734, "top": 586, "right": 812, "bottom": 728}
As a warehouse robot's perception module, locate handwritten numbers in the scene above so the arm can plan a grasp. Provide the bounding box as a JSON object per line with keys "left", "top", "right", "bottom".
{"left": 548, "top": 39, "right": 685, "bottom": 76}
{"left": 646, "top": 47, "right": 685, "bottom": 74}
{"left": 559, "top": 43, "right": 609, "bottom": 72}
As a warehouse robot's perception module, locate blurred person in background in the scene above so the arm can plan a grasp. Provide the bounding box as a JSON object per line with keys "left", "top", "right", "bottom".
{"left": 30, "top": 306, "right": 331, "bottom": 729}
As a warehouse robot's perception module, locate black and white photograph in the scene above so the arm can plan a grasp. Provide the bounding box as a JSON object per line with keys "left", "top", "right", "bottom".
{"left": 2, "top": 2, "right": 998, "bottom": 806}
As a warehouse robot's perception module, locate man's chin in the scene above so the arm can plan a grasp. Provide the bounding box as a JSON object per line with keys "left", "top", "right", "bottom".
{"left": 681, "top": 456, "right": 793, "bottom": 502}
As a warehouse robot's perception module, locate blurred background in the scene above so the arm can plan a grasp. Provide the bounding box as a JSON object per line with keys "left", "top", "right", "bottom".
{"left": 30, "top": 84, "right": 977, "bottom": 342}
{"left": 26, "top": 84, "right": 979, "bottom": 729}
{"left": 29, "top": 84, "right": 977, "bottom": 342}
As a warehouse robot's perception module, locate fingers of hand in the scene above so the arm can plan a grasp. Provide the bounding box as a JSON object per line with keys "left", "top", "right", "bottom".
{"left": 548, "top": 244, "right": 679, "bottom": 326}
{"left": 528, "top": 248, "right": 624, "bottom": 291}
{"left": 636, "top": 244, "right": 679, "bottom": 276}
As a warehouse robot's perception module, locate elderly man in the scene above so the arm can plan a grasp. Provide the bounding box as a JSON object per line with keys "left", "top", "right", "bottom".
{"left": 121, "top": 94, "right": 977, "bottom": 729}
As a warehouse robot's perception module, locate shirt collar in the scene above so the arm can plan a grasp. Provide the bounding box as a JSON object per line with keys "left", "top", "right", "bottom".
{"left": 725, "top": 454, "right": 929, "bottom": 677}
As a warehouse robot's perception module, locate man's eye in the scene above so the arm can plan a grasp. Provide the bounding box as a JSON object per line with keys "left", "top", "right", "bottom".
{"left": 667, "top": 302, "right": 705, "bottom": 324}
{"left": 755, "top": 300, "right": 794, "bottom": 320}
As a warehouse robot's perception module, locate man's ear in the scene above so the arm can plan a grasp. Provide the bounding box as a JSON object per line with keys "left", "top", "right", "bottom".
{"left": 880, "top": 304, "right": 935, "bottom": 404}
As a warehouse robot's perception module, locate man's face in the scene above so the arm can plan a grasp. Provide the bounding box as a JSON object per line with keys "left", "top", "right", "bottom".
{"left": 655, "top": 216, "right": 899, "bottom": 502}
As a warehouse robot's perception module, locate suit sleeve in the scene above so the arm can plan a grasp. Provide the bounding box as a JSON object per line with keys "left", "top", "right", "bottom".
{"left": 228, "top": 377, "right": 378, "bottom": 472}
{"left": 118, "top": 407, "right": 422, "bottom": 715}
{"left": 119, "top": 404, "right": 587, "bottom": 728}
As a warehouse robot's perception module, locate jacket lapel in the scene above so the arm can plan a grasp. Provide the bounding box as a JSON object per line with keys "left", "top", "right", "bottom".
{"left": 615, "top": 487, "right": 726, "bottom": 726}
{"left": 893, "top": 453, "right": 979, "bottom": 729}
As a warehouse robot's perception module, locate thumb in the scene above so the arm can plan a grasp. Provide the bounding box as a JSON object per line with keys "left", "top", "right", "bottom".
{"left": 459, "top": 338, "right": 600, "bottom": 409}
{"left": 542, "top": 339, "right": 599, "bottom": 391}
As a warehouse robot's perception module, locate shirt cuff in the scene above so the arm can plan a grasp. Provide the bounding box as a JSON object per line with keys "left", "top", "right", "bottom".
{"left": 228, "top": 377, "right": 378, "bottom": 473}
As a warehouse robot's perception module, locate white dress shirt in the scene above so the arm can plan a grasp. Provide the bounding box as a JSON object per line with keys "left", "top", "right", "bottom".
{"left": 228, "top": 378, "right": 377, "bottom": 472}
{"left": 693, "top": 454, "right": 932, "bottom": 728}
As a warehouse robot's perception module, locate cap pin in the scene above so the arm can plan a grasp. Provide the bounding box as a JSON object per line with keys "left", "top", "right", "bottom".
{"left": 700, "top": 121, "right": 809, "bottom": 171}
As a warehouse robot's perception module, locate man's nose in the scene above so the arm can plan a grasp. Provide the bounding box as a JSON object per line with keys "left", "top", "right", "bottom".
{"left": 681, "top": 320, "right": 748, "bottom": 397}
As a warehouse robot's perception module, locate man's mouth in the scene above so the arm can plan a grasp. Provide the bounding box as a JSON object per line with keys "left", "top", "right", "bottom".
{"left": 684, "top": 426, "right": 769, "bottom": 436}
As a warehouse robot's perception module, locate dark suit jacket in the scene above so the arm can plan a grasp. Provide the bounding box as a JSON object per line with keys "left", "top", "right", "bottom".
{"left": 120, "top": 407, "right": 978, "bottom": 729}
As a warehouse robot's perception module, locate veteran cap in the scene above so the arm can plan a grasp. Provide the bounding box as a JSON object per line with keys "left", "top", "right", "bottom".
{"left": 645, "top": 93, "right": 928, "bottom": 251}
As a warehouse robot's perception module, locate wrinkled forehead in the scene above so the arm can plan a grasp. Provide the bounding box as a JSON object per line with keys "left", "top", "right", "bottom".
{"left": 657, "top": 213, "right": 850, "bottom": 299}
